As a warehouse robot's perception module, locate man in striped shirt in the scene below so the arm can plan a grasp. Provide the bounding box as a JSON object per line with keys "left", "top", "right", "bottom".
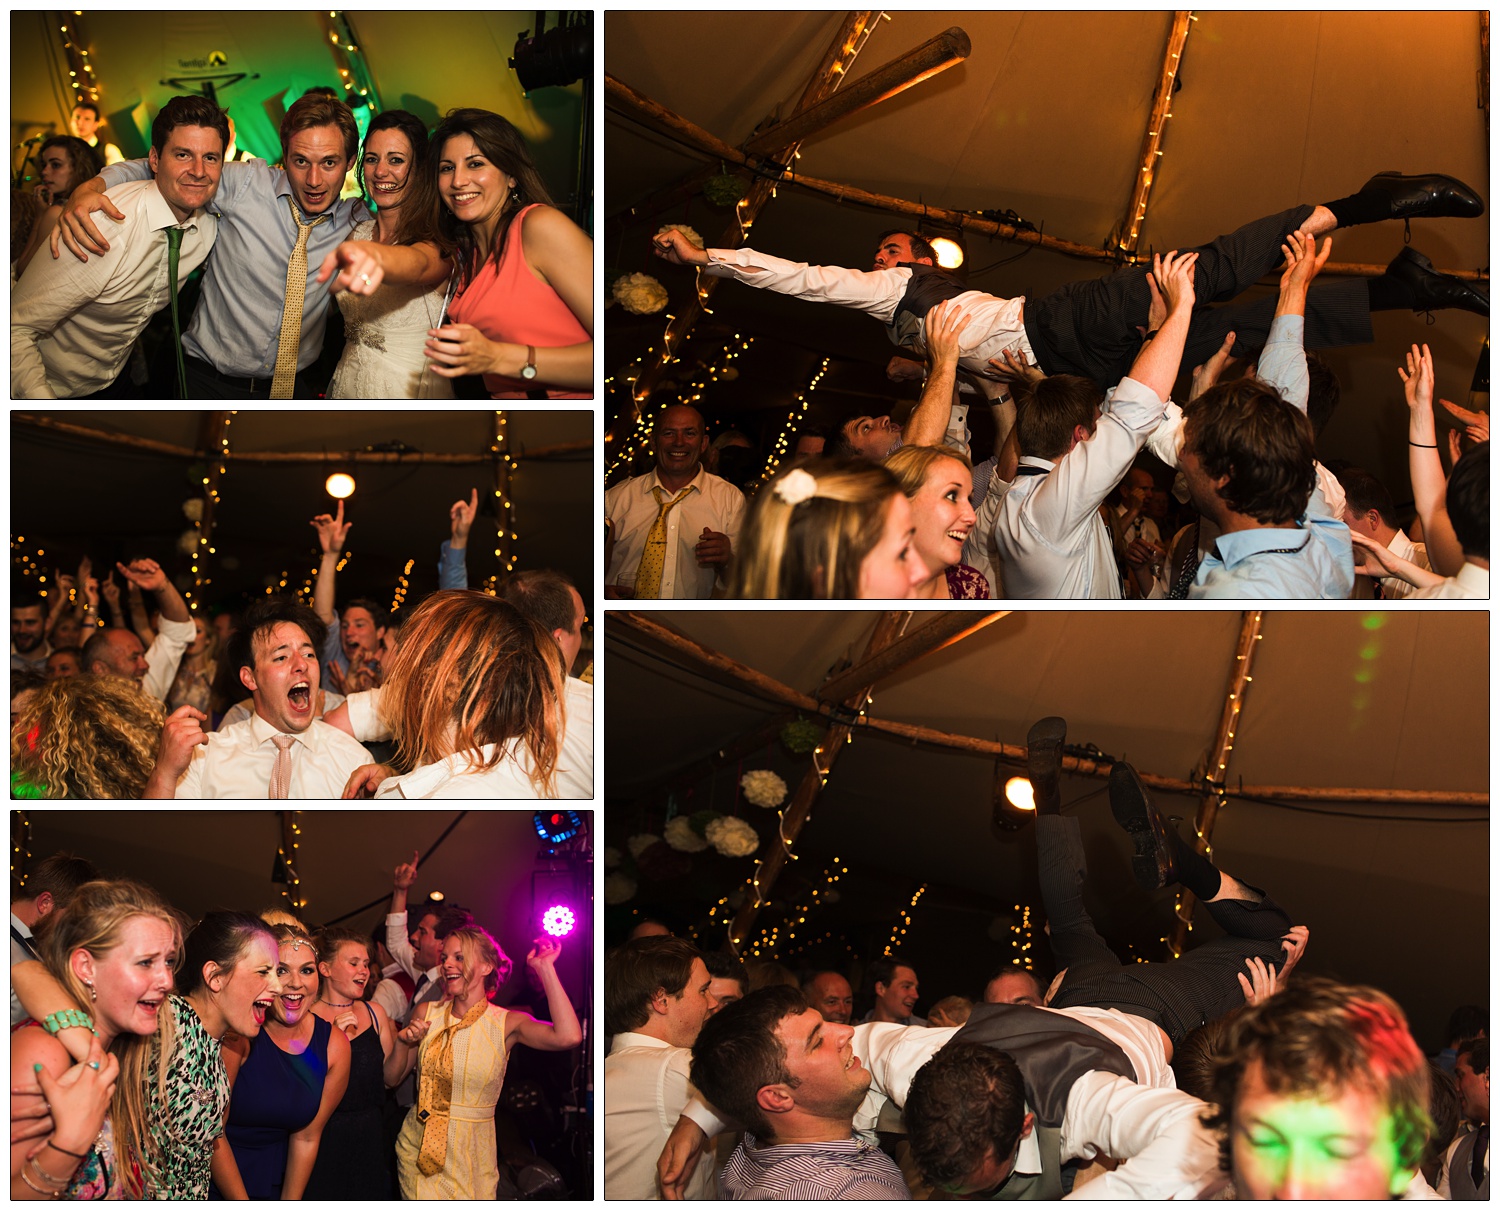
{"left": 692, "top": 986, "right": 911, "bottom": 1200}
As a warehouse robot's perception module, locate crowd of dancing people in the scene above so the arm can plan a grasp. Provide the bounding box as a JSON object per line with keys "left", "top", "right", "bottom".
{"left": 10, "top": 493, "right": 593, "bottom": 799}
{"left": 606, "top": 171, "right": 1487, "bottom": 599}
{"left": 10, "top": 848, "right": 582, "bottom": 1200}
{"left": 12, "top": 89, "right": 592, "bottom": 399}
{"left": 603, "top": 719, "right": 1489, "bottom": 1200}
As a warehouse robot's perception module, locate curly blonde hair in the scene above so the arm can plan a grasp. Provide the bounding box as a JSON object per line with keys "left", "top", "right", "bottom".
{"left": 727, "top": 457, "right": 903, "bottom": 599}
{"left": 11, "top": 676, "right": 164, "bottom": 799}
{"left": 40, "top": 879, "right": 186, "bottom": 1198}
{"left": 446, "top": 924, "right": 512, "bottom": 997}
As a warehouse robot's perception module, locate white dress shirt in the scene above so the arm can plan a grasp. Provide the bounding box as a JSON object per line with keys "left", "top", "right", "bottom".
{"left": 558, "top": 675, "right": 593, "bottom": 798}
{"left": 370, "top": 961, "right": 412, "bottom": 1025}
{"left": 218, "top": 689, "right": 345, "bottom": 731}
{"left": 605, "top": 1032, "right": 716, "bottom": 1200}
{"left": 11, "top": 913, "right": 36, "bottom": 1026}
{"left": 142, "top": 616, "right": 199, "bottom": 706}
{"left": 1410, "top": 560, "right": 1489, "bottom": 599}
{"left": 171, "top": 712, "right": 372, "bottom": 799}
{"left": 604, "top": 467, "right": 746, "bottom": 599}
{"left": 995, "top": 377, "right": 1167, "bottom": 599}
{"left": 11, "top": 179, "right": 216, "bottom": 398}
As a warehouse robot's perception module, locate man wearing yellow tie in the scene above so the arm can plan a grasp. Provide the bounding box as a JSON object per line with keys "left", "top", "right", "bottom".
{"left": 604, "top": 404, "right": 746, "bottom": 599}
{"left": 52, "top": 94, "right": 364, "bottom": 399}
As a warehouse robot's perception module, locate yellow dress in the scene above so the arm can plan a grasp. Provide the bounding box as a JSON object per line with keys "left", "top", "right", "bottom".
{"left": 395, "top": 1003, "right": 509, "bottom": 1198}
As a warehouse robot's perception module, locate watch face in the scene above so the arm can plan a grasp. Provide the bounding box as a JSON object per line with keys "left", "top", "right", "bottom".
{"left": 521, "top": 365, "right": 538, "bottom": 379}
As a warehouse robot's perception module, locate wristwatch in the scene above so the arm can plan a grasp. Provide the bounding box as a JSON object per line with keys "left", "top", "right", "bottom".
{"left": 520, "top": 346, "right": 538, "bottom": 380}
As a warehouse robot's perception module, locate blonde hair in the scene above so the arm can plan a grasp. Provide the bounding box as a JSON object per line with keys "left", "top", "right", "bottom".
{"left": 40, "top": 880, "right": 186, "bottom": 1198}
{"left": 885, "top": 444, "right": 974, "bottom": 497}
{"left": 381, "top": 591, "right": 564, "bottom": 793}
{"left": 446, "top": 925, "right": 512, "bottom": 997}
{"left": 11, "top": 677, "right": 165, "bottom": 799}
{"left": 727, "top": 457, "right": 902, "bottom": 599}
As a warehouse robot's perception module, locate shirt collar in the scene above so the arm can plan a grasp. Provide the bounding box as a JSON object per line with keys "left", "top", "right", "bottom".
{"left": 608, "top": 1030, "right": 678, "bottom": 1054}
{"left": 142, "top": 180, "right": 201, "bottom": 234}
{"left": 1211, "top": 524, "right": 1310, "bottom": 570}
{"left": 1456, "top": 562, "right": 1489, "bottom": 592}
{"left": 642, "top": 467, "right": 707, "bottom": 496}
{"left": 1018, "top": 455, "right": 1056, "bottom": 473}
{"left": 248, "top": 710, "right": 314, "bottom": 752}
{"left": 387, "top": 744, "right": 497, "bottom": 799}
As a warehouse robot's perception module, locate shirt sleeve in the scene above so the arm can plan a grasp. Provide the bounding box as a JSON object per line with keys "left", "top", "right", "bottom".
{"left": 703, "top": 247, "right": 909, "bottom": 324}
{"left": 384, "top": 910, "right": 419, "bottom": 980}
{"left": 1027, "top": 377, "right": 1166, "bottom": 542}
{"left": 1060, "top": 1071, "right": 1222, "bottom": 1200}
{"left": 143, "top": 615, "right": 197, "bottom": 703}
{"left": 173, "top": 744, "right": 206, "bottom": 799}
{"left": 345, "top": 688, "right": 392, "bottom": 743}
{"left": 370, "top": 977, "right": 408, "bottom": 1024}
{"left": 320, "top": 610, "right": 348, "bottom": 684}
{"left": 1254, "top": 314, "right": 1308, "bottom": 411}
{"left": 437, "top": 539, "right": 468, "bottom": 590}
{"left": 99, "top": 159, "right": 151, "bottom": 188}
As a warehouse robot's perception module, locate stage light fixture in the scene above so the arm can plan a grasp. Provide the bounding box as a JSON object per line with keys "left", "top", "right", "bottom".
{"left": 929, "top": 236, "right": 965, "bottom": 270}
{"left": 509, "top": 14, "right": 590, "bottom": 91}
{"left": 1005, "top": 777, "right": 1036, "bottom": 812}
{"left": 542, "top": 905, "right": 576, "bottom": 937}
{"left": 533, "top": 811, "right": 582, "bottom": 844}
{"left": 325, "top": 471, "right": 355, "bottom": 499}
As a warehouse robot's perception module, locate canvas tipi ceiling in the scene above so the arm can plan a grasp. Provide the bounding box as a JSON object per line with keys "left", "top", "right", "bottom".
{"left": 603, "top": 609, "right": 1488, "bottom": 1048}
{"left": 605, "top": 11, "right": 1488, "bottom": 494}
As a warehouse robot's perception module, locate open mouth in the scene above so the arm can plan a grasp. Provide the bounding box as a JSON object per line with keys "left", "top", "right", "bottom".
{"left": 139, "top": 997, "right": 163, "bottom": 1016}
{"left": 288, "top": 682, "right": 311, "bottom": 713}
{"left": 373, "top": 182, "right": 403, "bottom": 194}
{"left": 281, "top": 993, "right": 305, "bottom": 1013}
{"left": 449, "top": 191, "right": 481, "bottom": 207}
{"left": 352, "top": 976, "right": 368, "bottom": 988}
{"left": 251, "top": 998, "right": 273, "bottom": 1026}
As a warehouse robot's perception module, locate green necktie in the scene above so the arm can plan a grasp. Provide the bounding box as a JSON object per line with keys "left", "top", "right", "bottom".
{"left": 166, "top": 226, "right": 187, "bottom": 398}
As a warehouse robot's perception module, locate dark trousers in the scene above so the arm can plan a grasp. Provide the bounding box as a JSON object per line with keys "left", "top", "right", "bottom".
{"left": 1037, "top": 814, "right": 1291, "bottom": 1047}
{"left": 184, "top": 355, "right": 323, "bottom": 400}
{"left": 1024, "top": 204, "right": 1376, "bottom": 390}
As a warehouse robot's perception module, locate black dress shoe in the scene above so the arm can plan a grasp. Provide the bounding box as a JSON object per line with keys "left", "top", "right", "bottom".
{"left": 1386, "top": 246, "right": 1489, "bottom": 317}
{"left": 1026, "top": 717, "right": 1066, "bottom": 815}
{"left": 1359, "top": 172, "right": 1485, "bottom": 220}
{"left": 1108, "top": 762, "right": 1178, "bottom": 891}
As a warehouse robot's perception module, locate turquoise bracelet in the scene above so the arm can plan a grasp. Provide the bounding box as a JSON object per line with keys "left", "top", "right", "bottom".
{"left": 41, "top": 1008, "right": 96, "bottom": 1036}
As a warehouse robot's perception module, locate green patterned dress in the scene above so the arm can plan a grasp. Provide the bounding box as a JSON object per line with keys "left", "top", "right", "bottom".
{"left": 146, "top": 994, "right": 230, "bottom": 1198}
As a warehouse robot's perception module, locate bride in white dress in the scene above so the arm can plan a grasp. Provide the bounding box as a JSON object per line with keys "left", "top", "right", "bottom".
{"left": 319, "top": 111, "right": 454, "bottom": 399}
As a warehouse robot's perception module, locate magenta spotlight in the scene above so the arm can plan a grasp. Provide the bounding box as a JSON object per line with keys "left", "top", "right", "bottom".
{"left": 542, "top": 905, "right": 576, "bottom": 937}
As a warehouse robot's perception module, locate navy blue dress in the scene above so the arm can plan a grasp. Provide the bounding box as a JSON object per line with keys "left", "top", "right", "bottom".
{"left": 211, "top": 1015, "right": 333, "bottom": 1199}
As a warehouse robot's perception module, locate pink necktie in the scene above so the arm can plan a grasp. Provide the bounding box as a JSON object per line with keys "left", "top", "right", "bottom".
{"left": 269, "top": 734, "right": 296, "bottom": 799}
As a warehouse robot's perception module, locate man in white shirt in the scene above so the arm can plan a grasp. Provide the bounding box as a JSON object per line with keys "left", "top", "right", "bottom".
{"left": 1334, "top": 465, "right": 1430, "bottom": 599}
{"left": 69, "top": 101, "right": 124, "bottom": 166}
{"left": 1410, "top": 442, "right": 1488, "bottom": 599}
{"left": 79, "top": 559, "right": 196, "bottom": 705}
{"left": 12, "top": 95, "right": 224, "bottom": 398}
{"left": 11, "top": 853, "right": 98, "bottom": 1025}
{"left": 143, "top": 598, "right": 371, "bottom": 797}
{"left": 605, "top": 404, "right": 745, "bottom": 599}
{"left": 605, "top": 936, "right": 716, "bottom": 1199}
{"left": 993, "top": 249, "right": 1196, "bottom": 598}
{"left": 498, "top": 569, "right": 593, "bottom": 797}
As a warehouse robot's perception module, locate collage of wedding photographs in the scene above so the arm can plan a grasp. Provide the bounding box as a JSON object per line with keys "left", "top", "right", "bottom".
{"left": 8, "top": 8, "right": 1490, "bottom": 1204}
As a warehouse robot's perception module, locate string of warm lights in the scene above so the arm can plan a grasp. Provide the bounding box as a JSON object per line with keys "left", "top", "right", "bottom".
{"left": 492, "top": 411, "right": 518, "bottom": 580}
{"left": 391, "top": 558, "right": 415, "bottom": 612}
{"left": 279, "top": 811, "right": 307, "bottom": 911}
{"left": 11, "top": 811, "right": 32, "bottom": 887}
{"left": 745, "top": 860, "right": 848, "bottom": 959}
{"left": 12, "top": 535, "right": 47, "bottom": 597}
{"left": 186, "top": 411, "right": 235, "bottom": 614}
{"left": 1009, "top": 902, "right": 1036, "bottom": 970}
{"left": 759, "top": 357, "right": 829, "bottom": 482}
{"left": 884, "top": 883, "right": 926, "bottom": 957}
{"left": 54, "top": 15, "right": 99, "bottom": 110}
{"left": 319, "top": 12, "right": 380, "bottom": 108}
{"left": 1120, "top": 12, "right": 1195, "bottom": 253}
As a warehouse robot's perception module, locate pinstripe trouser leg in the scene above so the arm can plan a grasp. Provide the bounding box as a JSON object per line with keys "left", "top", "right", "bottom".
{"left": 1036, "top": 814, "right": 1125, "bottom": 980}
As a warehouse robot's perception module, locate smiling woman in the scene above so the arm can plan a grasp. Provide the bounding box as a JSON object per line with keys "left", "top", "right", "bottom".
{"left": 886, "top": 445, "right": 989, "bottom": 598}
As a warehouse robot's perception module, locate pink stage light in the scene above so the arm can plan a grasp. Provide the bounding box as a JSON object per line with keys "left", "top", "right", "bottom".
{"left": 542, "top": 905, "right": 576, "bottom": 937}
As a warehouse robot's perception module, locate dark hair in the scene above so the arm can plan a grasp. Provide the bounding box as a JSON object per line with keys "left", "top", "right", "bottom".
{"left": 1015, "top": 374, "right": 1102, "bottom": 460}
{"left": 906, "top": 1042, "right": 1027, "bottom": 1190}
{"left": 150, "top": 95, "right": 228, "bottom": 158}
{"left": 1445, "top": 442, "right": 1488, "bottom": 559}
{"left": 71, "top": 100, "right": 100, "bottom": 119}
{"left": 1458, "top": 1037, "right": 1489, "bottom": 1077}
{"left": 498, "top": 569, "right": 580, "bottom": 639}
{"left": 342, "top": 597, "right": 389, "bottom": 628}
{"left": 1335, "top": 465, "right": 1396, "bottom": 527}
{"left": 1304, "top": 351, "right": 1341, "bottom": 438}
{"left": 1183, "top": 378, "right": 1317, "bottom": 525}
{"left": 429, "top": 108, "right": 554, "bottom": 287}
{"left": 38, "top": 136, "right": 104, "bottom": 203}
{"left": 278, "top": 93, "right": 359, "bottom": 164}
{"left": 1445, "top": 1004, "right": 1487, "bottom": 1047}
{"left": 356, "top": 109, "right": 445, "bottom": 249}
{"left": 690, "top": 985, "right": 806, "bottom": 1138}
{"left": 865, "top": 957, "right": 909, "bottom": 998}
{"left": 701, "top": 950, "right": 750, "bottom": 997}
{"left": 604, "top": 935, "right": 701, "bottom": 1037}
{"left": 228, "top": 597, "right": 327, "bottom": 677}
{"left": 180, "top": 911, "right": 277, "bottom": 996}
{"left": 301, "top": 86, "right": 341, "bottom": 101}
{"left": 12, "top": 851, "right": 99, "bottom": 908}
{"left": 1422, "top": 1060, "right": 1461, "bottom": 1175}
{"left": 1173, "top": 1015, "right": 1236, "bottom": 1102}
{"left": 1203, "top": 976, "right": 1431, "bottom": 1180}
{"left": 877, "top": 228, "right": 936, "bottom": 263}
{"left": 828, "top": 423, "right": 858, "bottom": 460}
{"left": 11, "top": 590, "right": 46, "bottom": 615}
{"left": 433, "top": 903, "right": 476, "bottom": 940}
{"left": 984, "top": 967, "right": 1045, "bottom": 1004}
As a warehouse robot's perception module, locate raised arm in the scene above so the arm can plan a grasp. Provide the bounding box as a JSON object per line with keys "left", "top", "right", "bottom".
{"left": 1256, "top": 234, "right": 1332, "bottom": 410}
{"left": 310, "top": 500, "right": 351, "bottom": 627}
{"left": 1125, "top": 250, "right": 1197, "bottom": 401}
{"left": 1400, "top": 344, "right": 1465, "bottom": 576}
{"left": 904, "top": 300, "right": 973, "bottom": 448}
{"left": 439, "top": 489, "right": 476, "bottom": 591}
{"left": 281, "top": 1027, "right": 350, "bottom": 1199}
{"left": 506, "top": 938, "right": 583, "bottom": 1052}
{"left": 314, "top": 239, "right": 450, "bottom": 294}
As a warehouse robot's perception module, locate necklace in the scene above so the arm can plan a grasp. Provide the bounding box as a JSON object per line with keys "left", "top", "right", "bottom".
{"left": 321, "top": 997, "right": 354, "bottom": 1008}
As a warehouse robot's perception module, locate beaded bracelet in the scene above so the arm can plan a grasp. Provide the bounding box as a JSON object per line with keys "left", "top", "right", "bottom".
{"left": 42, "top": 1009, "right": 95, "bottom": 1036}
{"left": 18, "top": 1165, "right": 61, "bottom": 1197}
{"left": 27, "top": 1154, "right": 73, "bottom": 1189}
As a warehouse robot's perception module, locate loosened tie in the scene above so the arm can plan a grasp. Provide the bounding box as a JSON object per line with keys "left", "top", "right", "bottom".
{"left": 270, "top": 196, "right": 330, "bottom": 399}
{"left": 634, "top": 485, "right": 693, "bottom": 599}
{"left": 165, "top": 226, "right": 187, "bottom": 398}
{"left": 268, "top": 734, "right": 296, "bottom": 799}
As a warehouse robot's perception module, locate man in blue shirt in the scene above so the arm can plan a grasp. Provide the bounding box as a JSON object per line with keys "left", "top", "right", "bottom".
{"left": 53, "top": 94, "right": 365, "bottom": 398}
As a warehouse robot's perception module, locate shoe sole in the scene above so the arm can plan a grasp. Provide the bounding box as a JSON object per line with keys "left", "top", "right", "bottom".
{"left": 1026, "top": 716, "right": 1066, "bottom": 776}
{"left": 1109, "top": 763, "right": 1172, "bottom": 890}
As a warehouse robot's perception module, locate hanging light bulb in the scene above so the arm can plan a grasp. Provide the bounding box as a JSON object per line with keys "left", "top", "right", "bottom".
{"left": 325, "top": 472, "right": 356, "bottom": 499}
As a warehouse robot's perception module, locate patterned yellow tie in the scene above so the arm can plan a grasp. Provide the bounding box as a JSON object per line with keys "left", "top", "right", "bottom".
{"left": 268, "top": 734, "right": 296, "bottom": 799}
{"left": 635, "top": 485, "right": 694, "bottom": 599}
{"left": 270, "top": 195, "right": 330, "bottom": 399}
